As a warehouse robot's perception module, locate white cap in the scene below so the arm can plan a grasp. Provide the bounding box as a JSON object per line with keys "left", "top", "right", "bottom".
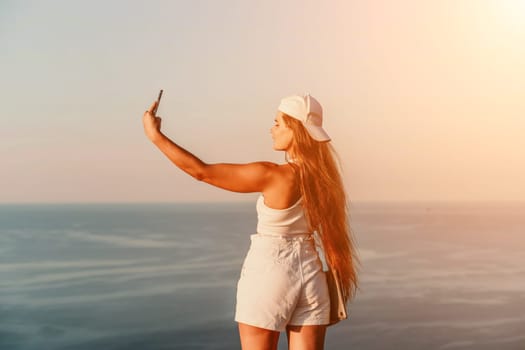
{"left": 277, "top": 93, "right": 331, "bottom": 142}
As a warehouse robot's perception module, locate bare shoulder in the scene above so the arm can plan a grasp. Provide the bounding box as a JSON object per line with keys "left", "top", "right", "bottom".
{"left": 197, "top": 160, "right": 296, "bottom": 195}
{"left": 262, "top": 163, "right": 301, "bottom": 208}
{"left": 199, "top": 160, "right": 281, "bottom": 193}
{"left": 276, "top": 162, "right": 298, "bottom": 178}
{"left": 244, "top": 161, "right": 282, "bottom": 178}
{"left": 263, "top": 162, "right": 297, "bottom": 181}
{"left": 257, "top": 161, "right": 280, "bottom": 169}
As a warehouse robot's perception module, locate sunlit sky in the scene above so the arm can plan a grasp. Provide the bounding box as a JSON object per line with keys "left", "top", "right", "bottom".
{"left": 1, "top": 0, "right": 524, "bottom": 203}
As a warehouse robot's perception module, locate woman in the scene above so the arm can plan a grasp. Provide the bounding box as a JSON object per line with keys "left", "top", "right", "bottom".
{"left": 142, "top": 93, "right": 360, "bottom": 350}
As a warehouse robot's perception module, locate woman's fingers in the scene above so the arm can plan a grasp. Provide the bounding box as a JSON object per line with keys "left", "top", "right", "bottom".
{"left": 142, "top": 100, "right": 163, "bottom": 142}
{"left": 148, "top": 100, "right": 158, "bottom": 115}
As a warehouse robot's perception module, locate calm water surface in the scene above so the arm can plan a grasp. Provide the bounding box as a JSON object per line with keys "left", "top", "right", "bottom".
{"left": 1, "top": 200, "right": 524, "bottom": 349}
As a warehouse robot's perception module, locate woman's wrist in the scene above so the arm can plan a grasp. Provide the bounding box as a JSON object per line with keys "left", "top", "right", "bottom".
{"left": 151, "top": 131, "right": 166, "bottom": 144}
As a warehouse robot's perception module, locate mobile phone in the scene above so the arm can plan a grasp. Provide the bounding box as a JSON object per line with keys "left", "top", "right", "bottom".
{"left": 154, "top": 89, "right": 163, "bottom": 114}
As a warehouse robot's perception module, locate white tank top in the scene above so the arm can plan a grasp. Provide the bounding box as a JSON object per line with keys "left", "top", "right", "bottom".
{"left": 256, "top": 194, "right": 311, "bottom": 235}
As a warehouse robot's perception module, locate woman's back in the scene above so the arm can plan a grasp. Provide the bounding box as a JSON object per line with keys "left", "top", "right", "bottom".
{"left": 257, "top": 196, "right": 310, "bottom": 237}
{"left": 261, "top": 163, "right": 301, "bottom": 210}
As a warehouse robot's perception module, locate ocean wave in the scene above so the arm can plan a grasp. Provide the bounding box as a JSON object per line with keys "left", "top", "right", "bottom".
{"left": 358, "top": 248, "right": 408, "bottom": 261}
{"left": 0, "top": 259, "right": 238, "bottom": 291}
{"left": 1, "top": 280, "right": 232, "bottom": 307}
{"left": 0, "top": 258, "right": 161, "bottom": 272}
{"left": 65, "top": 230, "right": 186, "bottom": 248}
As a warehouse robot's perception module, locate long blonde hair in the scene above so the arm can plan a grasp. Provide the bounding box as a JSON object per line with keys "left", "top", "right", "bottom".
{"left": 283, "top": 114, "right": 361, "bottom": 302}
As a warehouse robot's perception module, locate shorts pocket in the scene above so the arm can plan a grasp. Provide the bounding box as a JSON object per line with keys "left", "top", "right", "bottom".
{"left": 241, "top": 243, "right": 283, "bottom": 277}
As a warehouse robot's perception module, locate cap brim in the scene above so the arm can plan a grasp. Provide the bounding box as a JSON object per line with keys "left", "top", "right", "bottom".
{"left": 304, "top": 124, "right": 331, "bottom": 142}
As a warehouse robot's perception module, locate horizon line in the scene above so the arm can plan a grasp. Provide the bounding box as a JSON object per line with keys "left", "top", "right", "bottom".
{"left": 1, "top": 199, "right": 524, "bottom": 206}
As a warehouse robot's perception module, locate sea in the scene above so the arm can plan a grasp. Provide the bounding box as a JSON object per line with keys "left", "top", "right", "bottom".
{"left": 0, "top": 200, "right": 524, "bottom": 350}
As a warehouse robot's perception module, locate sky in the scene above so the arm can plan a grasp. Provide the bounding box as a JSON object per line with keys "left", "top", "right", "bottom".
{"left": 1, "top": 0, "right": 524, "bottom": 204}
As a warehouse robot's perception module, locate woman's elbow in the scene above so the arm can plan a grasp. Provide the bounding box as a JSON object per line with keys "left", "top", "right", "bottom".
{"left": 192, "top": 164, "right": 208, "bottom": 182}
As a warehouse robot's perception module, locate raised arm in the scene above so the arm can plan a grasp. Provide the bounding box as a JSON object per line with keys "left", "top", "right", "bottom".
{"left": 142, "top": 100, "right": 277, "bottom": 193}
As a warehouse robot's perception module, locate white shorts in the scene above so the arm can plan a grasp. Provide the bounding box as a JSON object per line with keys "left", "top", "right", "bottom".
{"left": 234, "top": 233, "right": 330, "bottom": 332}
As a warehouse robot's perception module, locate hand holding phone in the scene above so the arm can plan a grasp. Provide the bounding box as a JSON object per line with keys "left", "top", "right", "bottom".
{"left": 153, "top": 89, "right": 163, "bottom": 115}
{"left": 143, "top": 90, "right": 163, "bottom": 142}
